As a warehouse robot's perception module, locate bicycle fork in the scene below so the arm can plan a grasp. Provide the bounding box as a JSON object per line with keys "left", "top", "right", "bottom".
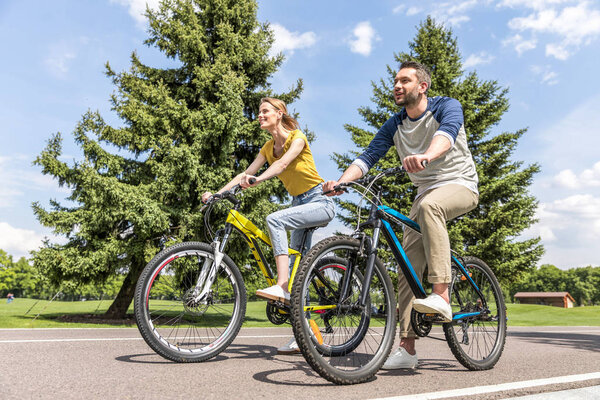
{"left": 358, "top": 222, "right": 381, "bottom": 308}
{"left": 191, "top": 224, "right": 233, "bottom": 303}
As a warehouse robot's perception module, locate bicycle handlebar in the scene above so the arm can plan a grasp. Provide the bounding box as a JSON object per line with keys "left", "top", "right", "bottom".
{"left": 200, "top": 184, "right": 243, "bottom": 212}
{"left": 327, "top": 160, "right": 428, "bottom": 194}
{"left": 326, "top": 166, "right": 406, "bottom": 194}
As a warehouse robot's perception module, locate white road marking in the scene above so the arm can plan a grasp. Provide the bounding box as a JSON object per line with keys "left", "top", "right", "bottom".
{"left": 371, "top": 372, "right": 600, "bottom": 400}
{"left": 0, "top": 334, "right": 293, "bottom": 343}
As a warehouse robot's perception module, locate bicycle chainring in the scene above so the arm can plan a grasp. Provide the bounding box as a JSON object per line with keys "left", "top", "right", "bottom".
{"left": 410, "top": 308, "right": 433, "bottom": 337}
{"left": 266, "top": 302, "right": 289, "bottom": 325}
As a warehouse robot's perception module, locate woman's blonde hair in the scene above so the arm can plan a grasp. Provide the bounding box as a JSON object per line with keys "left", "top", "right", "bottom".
{"left": 260, "top": 97, "right": 300, "bottom": 131}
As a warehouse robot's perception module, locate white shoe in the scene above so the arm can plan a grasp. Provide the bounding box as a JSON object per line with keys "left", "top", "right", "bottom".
{"left": 277, "top": 337, "right": 300, "bottom": 355}
{"left": 381, "top": 347, "right": 418, "bottom": 370}
{"left": 256, "top": 285, "right": 290, "bottom": 304}
{"left": 413, "top": 293, "right": 452, "bottom": 322}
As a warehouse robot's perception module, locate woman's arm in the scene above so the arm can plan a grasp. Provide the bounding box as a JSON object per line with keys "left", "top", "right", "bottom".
{"left": 245, "top": 138, "right": 305, "bottom": 186}
{"left": 201, "top": 153, "right": 267, "bottom": 202}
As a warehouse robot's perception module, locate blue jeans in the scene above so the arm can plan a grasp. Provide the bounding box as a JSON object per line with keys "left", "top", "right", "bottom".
{"left": 266, "top": 183, "right": 335, "bottom": 260}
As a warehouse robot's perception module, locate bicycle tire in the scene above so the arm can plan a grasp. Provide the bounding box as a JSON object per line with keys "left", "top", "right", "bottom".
{"left": 291, "top": 236, "right": 397, "bottom": 385}
{"left": 134, "top": 241, "right": 246, "bottom": 362}
{"left": 444, "top": 256, "right": 506, "bottom": 370}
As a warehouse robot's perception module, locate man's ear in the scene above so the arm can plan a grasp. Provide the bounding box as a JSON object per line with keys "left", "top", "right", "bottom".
{"left": 419, "top": 81, "right": 428, "bottom": 94}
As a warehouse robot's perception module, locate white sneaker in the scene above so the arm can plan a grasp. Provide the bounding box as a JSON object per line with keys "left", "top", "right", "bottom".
{"left": 277, "top": 337, "right": 300, "bottom": 355}
{"left": 381, "top": 347, "right": 418, "bottom": 370}
{"left": 413, "top": 293, "right": 452, "bottom": 322}
{"left": 256, "top": 285, "right": 290, "bottom": 304}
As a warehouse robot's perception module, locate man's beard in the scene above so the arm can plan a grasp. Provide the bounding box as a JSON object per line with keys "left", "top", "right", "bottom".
{"left": 396, "top": 90, "right": 420, "bottom": 107}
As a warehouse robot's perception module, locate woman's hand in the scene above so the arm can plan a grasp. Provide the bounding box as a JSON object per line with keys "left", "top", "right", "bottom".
{"left": 201, "top": 192, "right": 213, "bottom": 203}
{"left": 240, "top": 173, "right": 259, "bottom": 188}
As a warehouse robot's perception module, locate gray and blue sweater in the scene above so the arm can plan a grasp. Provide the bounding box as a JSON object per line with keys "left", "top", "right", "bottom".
{"left": 352, "top": 96, "right": 478, "bottom": 197}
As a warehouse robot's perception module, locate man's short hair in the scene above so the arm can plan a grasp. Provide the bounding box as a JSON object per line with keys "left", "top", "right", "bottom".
{"left": 400, "top": 61, "right": 431, "bottom": 93}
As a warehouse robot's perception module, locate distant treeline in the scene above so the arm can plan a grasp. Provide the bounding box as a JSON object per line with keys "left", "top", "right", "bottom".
{"left": 2, "top": 249, "right": 599, "bottom": 305}
{"left": 508, "top": 264, "right": 600, "bottom": 306}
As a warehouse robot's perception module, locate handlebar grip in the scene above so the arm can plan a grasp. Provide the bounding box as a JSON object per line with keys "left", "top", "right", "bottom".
{"left": 249, "top": 178, "right": 256, "bottom": 185}
{"left": 421, "top": 160, "right": 428, "bottom": 168}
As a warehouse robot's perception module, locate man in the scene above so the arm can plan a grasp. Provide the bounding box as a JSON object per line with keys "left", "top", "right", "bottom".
{"left": 323, "top": 61, "right": 479, "bottom": 370}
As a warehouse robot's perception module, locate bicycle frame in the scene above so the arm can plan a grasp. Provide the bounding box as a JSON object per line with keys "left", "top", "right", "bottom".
{"left": 222, "top": 209, "right": 303, "bottom": 291}
{"left": 304, "top": 176, "right": 488, "bottom": 322}
{"left": 373, "top": 201, "right": 489, "bottom": 321}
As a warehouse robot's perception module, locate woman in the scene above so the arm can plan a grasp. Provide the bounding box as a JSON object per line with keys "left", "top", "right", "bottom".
{"left": 202, "top": 98, "right": 335, "bottom": 354}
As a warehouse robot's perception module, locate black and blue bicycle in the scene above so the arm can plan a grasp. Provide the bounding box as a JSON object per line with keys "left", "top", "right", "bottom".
{"left": 290, "top": 167, "right": 507, "bottom": 384}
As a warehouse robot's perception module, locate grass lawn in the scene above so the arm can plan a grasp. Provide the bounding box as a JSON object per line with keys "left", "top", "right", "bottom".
{"left": 506, "top": 303, "right": 600, "bottom": 326}
{"left": 1, "top": 298, "right": 599, "bottom": 328}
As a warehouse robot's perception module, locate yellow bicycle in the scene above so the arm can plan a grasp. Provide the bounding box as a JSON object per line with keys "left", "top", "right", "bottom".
{"left": 133, "top": 184, "right": 336, "bottom": 362}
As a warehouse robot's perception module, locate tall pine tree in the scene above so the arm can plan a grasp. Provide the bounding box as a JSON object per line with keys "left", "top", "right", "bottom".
{"left": 32, "top": 0, "right": 301, "bottom": 318}
{"left": 335, "top": 17, "right": 543, "bottom": 283}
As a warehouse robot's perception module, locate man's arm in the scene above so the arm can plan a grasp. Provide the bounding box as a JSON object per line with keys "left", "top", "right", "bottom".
{"left": 402, "top": 135, "right": 452, "bottom": 173}
{"left": 323, "top": 164, "right": 364, "bottom": 195}
{"left": 324, "top": 116, "right": 397, "bottom": 195}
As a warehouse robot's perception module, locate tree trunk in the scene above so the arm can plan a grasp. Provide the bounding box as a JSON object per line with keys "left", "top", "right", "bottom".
{"left": 104, "top": 260, "right": 144, "bottom": 319}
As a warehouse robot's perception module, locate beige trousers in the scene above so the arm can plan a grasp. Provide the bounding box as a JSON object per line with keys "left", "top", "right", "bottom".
{"left": 397, "top": 184, "right": 478, "bottom": 339}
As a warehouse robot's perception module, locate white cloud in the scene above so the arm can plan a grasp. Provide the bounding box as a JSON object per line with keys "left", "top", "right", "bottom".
{"left": 503, "top": 0, "right": 600, "bottom": 60}
{"left": 349, "top": 21, "right": 380, "bottom": 56}
{"left": 498, "top": 0, "right": 572, "bottom": 11}
{"left": 269, "top": 23, "right": 317, "bottom": 56}
{"left": 545, "top": 42, "right": 570, "bottom": 60}
{"left": 0, "top": 155, "right": 68, "bottom": 208}
{"left": 463, "top": 51, "right": 495, "bottom": 68}
{"left": 530, "top": 65, "right": 559, "bottom": 85}
{"left": 406, "top": 6, "right": 423, "bottom": 16}
{"left": 553, "top": 162, "right": 600, "bottom": 189}
{"left": 0, "top": 223, "right": 47, "bottom": 259}
{"left": 393, "top": 0, "right": 479, "bottom": 26}
{"left": 502, "top": 34, "right": 537, "bottom": 55}
{"left": 111, "top": 0, "right": 161, "bottom": 27}
{"left": 44, "top": 44, "right": 76, "bottom": 79}
{"left": 525, "top": 194, "right": 600, "bottom": 267}
{"left": 392, "top": 5, "right": 406, "bottom": 14}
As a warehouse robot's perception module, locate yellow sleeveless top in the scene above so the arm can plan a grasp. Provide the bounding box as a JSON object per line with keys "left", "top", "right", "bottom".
{"left": 259, "top": 130, "right": 323, "bottom": 196}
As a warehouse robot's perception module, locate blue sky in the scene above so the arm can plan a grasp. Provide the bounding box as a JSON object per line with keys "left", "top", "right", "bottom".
{"left": 1, "top": 0, "right": 600, "bottom": 269}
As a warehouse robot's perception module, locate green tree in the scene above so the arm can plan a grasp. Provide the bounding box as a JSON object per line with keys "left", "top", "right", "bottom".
{"left": 0, "top": 250, "right": 39, "bottom": 298}
{"left": 334, "top": 17, "right": 543, "bottom": 283}
{"left": 32, "top": 0, "right": 302, "bottom": 318}
{"left": 510, "top": 264, "right": 600, "bottom": 305}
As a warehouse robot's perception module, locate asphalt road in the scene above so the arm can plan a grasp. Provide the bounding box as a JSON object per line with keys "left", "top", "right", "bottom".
{"left": 1, "top": 326, "right": 599, "bottom": 399}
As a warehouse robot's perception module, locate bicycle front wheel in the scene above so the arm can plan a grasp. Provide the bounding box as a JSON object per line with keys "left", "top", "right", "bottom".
{"left": 134, "top": 241, "right": 246, "bottom": 362}
{"left": 291, "top": 236, "right": 397, "bottom": 385}
{"left": 444, "top": 256, "right": 506, "bottom": 370}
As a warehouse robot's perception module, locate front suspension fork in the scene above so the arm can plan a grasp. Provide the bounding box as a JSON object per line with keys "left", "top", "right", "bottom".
{"left": 192, "top": 224, "right": 232, "bottom": 302}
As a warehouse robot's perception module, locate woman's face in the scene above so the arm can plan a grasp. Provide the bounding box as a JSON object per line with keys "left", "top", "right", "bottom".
{"left": 258, "top": 102, "right": 282, "bottom": 131}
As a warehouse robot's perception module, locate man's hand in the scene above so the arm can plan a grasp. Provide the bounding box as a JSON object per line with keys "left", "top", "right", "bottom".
{"left": 402, "top": 154, "right": 429, "bottom": 173}
{"left": 323, "top": 180, "right": 344, "bottom": 196}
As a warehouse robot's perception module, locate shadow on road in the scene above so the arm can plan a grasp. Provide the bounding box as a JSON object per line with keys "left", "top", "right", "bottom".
{"left": 116, "top": 343, "right": 283, "bottom": 364}
{"left": 379, "top": 357, "right": 465, "bottom": 377}
{"left": 508, "top": 330, "right": 600, "bottom": 352}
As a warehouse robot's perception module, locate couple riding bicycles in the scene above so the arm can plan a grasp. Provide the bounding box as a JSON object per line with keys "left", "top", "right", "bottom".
{"left": 203, "top": 61, "right": 480, "bottom": 366}
{"left": 135, "top": 61, "right": 504, "bottom": 384}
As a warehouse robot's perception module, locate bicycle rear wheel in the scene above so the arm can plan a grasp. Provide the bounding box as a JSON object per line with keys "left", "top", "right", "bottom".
{"left": 291, "top": 236, "right": 396, "bottom": 385}
{"left": 444, "top": 256, "right": 506, "bottom": 370}
{"left": 134, "top": 241, "right": 246, "bottom": 362}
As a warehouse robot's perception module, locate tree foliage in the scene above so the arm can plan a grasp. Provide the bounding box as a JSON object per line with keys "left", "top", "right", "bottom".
{"left": 0, "top": 250, "right": 39, "bottom": 298}
{"left": 334, "top": 17, "right": 543, "bottom": 284}
{"left": 32, "top": 0, "right": 302, "bottom": 317}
